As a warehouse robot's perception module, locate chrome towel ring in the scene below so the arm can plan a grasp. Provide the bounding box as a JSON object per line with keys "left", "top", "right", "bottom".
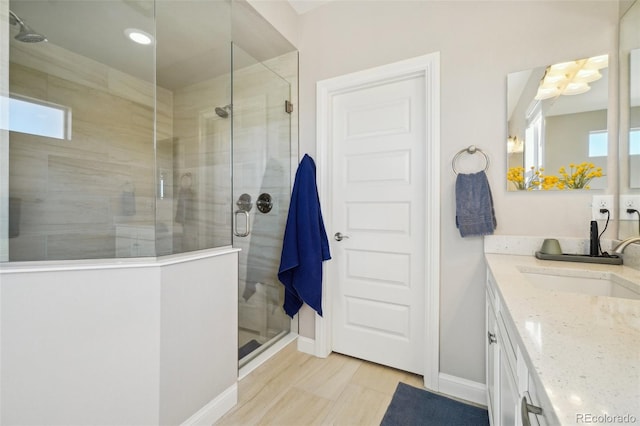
{"left": 452, "top": 145, "right": 490, "bottom": 175}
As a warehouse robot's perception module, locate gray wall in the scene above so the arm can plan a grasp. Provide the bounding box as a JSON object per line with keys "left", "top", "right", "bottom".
{"left": 295, "top": 1, "right": 618, "bottom": 384}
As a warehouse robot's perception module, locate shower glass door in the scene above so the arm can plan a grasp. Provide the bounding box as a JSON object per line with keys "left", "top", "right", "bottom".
{"left": 232, "top": 44, "right": 292, "bottom": 365}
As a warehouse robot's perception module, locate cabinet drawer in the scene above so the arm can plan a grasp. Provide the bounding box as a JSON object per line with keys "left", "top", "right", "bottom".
{"left": 499, "top": 346, "right": 518, "bottom": 426}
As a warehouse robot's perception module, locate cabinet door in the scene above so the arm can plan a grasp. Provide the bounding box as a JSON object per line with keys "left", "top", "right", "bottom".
{"left": 525, "top": 375, "right": 547, "bottom": 426}
{"left": 499, "top": 346, "right": 518, "bottom": 426}
{"left": 486, "top": 292, "right": 499, "bottom": 424}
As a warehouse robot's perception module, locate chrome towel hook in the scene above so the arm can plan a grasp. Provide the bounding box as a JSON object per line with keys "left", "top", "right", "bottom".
{"left": 452, "top": 145, "right": 490, "bottom": 175}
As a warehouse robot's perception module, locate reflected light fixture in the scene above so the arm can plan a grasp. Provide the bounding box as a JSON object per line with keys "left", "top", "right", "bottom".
{"left": 124, "top": 28, "right": 154, "bottom": 45}
{"left": 535, "top": 55, "right": 608, "bottom": 100}
{"left": 507, "top": 136, "right": 523, "bottom": 153}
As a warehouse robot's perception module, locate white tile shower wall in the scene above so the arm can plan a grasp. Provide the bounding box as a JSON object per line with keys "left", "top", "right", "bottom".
{"left": 173, "top": 51, "right": 297, "bottom": 336}
{"left": 233, "top": 52, "right": 297, "bottom": 336}
{"left": 7, "top": 30, "right": 297, "bottom": 263}
{"left": 171, "top": 50, "right": 297, "bottom": 252}
{"left": 7, "top": 40, "right": 173, "bottom": 261}
{"left": 172, "top": 72, "right": 231, "bottom": 251}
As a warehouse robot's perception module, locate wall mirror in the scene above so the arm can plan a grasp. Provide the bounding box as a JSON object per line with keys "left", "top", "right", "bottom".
{"left": 506, "top": 55, "right": 609, "bottom": 191}
{"left": 619, "top": 0, "right": 640, "bottom": 240}
{"left": 630, "top": 48, "right": 640, "bottom": 189}
{"left": 620, "top": 1, "right": 640, "bottom": 190}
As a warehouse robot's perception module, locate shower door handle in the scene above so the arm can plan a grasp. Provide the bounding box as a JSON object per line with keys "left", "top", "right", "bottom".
{"left": 234, "top": 210, "right": 250, "bottom": 237}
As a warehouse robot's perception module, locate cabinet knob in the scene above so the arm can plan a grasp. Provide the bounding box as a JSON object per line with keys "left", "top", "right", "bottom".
{"left": 487, "top": 331, "right": 497, "bottom": 345}
{"left": 521, "top": 396, "right": 543, "bottom": 426}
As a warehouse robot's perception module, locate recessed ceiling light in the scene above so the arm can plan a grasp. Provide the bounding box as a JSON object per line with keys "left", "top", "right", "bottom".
{"left": 124, "top": 28, "right": 154, "bottom": 45}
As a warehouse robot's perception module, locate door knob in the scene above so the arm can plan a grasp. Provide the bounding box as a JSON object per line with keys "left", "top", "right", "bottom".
{"left": 334, "top": 232, "right": 349, "bottom": 241}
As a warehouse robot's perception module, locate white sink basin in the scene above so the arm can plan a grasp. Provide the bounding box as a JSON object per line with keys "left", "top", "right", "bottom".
{"left": 520, "top": 270, "right": 640, "bottom": 300}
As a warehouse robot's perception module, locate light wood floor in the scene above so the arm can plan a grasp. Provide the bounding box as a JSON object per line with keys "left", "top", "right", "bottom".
{"left": 216, "top": 341, "right": 424, "bottom": 426}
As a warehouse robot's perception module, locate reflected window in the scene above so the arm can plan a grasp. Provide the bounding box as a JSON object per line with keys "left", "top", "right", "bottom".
{"left": 588, "top": 130, "right": 607, "bottom": 157}
{"left": 631, "top": 128, "right": 640, "bottom": 155}
{"left": 3, "top": 94, "right": 71, "bottom": 140}
{"left": 524, "top": 101, "right": 543, "bottom": 180}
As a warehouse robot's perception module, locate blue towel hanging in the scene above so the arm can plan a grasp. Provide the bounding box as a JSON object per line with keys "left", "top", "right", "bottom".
{"left": 455, "top": 171, "right": 497, "bottom": 237}
{"left": 278, "top": 154, "right": 331, "bottom": 317}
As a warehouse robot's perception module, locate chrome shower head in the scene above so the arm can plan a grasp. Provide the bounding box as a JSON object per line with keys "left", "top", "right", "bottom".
{"left": 9, "top": 10, "right": 47, "bottom": 43}
{"left": 215, "top": 105, "right": 231, "bottom": 118}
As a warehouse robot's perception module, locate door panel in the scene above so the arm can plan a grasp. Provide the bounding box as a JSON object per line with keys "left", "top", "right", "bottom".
{"left": 330, "top": 74, "right": 426, "bottom": 374}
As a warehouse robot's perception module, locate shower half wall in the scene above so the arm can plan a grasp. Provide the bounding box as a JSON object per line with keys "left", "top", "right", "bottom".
{"left": 0, "top": 0, "right": 298, "bottom": 423}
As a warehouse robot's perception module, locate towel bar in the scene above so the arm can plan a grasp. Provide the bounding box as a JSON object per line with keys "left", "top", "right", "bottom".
{"left": 452, "top": 145, "right": 489, "bottom": 175}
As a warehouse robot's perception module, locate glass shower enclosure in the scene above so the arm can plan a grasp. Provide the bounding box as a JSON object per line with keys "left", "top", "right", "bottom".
{"left": 232, "top": 45, "right": 292, "bottom": 366}
{"left": 0, "top": 0, "right": 297, "bottom": 364}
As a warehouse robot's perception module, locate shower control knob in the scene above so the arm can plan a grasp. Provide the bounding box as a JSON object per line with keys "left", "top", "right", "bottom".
{"left": 256, "top": 193, "right": 273, "bottom": 214}
{"left": 334, "top": 232, "right": 349, "bottom": 241}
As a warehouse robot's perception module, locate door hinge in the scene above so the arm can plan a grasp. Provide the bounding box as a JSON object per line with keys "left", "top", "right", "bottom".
{"left": 285, "top": 100, "right": 293, "bottom": 114}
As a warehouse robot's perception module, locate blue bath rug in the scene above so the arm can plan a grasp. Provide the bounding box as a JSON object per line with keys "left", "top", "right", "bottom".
{"left": 381, "top": 382, "right": 489, "bottom": 426}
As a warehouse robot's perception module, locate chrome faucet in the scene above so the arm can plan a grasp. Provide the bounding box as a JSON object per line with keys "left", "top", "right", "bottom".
{"left": 612, "top": 236, "right": 640, "bottom": 255}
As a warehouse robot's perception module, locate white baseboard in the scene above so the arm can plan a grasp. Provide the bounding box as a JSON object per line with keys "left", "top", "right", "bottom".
{"left": 438, "top": 373, "right": 487, "bottom": 407}
{"left": 180, "top": 383, "right": 237, "bottom": 426}
{"left": 296, "top": 336, "right": 316, "bottom": 356}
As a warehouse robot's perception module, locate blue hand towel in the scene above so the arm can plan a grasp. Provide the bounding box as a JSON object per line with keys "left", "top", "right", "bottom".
{"left": 278, "top": 154, "right": 331, "bottom": 318}
{"left": 455, "top": 171, "right": 497, "bottom": 237}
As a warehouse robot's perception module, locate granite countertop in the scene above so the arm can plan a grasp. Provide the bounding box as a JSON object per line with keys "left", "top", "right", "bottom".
{"left": 485, "top": 253, "right": 640, "bottom": 425}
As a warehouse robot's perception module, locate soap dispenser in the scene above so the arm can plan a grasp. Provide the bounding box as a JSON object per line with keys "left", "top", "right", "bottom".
{"left": 589, "top": 220, "right": 599, "bottom": 256}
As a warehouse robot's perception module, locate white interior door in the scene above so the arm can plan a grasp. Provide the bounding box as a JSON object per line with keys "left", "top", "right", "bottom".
{"left": 329, "top": 74, "right": 426, "bottom": 375}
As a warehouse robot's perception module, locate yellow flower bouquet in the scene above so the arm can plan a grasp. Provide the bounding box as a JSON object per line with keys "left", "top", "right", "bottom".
{"left": 508, "top": 162, "right": 603, "bottom": 190}
{"left": 507, "top": 166, "right": 553, "bottom": 190}
{"left": 557, "top": 162, "right": 603, "bottom": 190}
{"left": 507, "top": 166, "right": 531, "bottom": 190}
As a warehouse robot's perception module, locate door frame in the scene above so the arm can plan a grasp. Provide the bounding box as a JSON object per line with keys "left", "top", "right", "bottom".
{"left": 315, "top": 53, "right": 441, "bottom": 391}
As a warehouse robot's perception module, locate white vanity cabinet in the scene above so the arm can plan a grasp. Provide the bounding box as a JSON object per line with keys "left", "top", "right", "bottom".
{"left": 486, "top": 271, "right": 547, "bottom": 426}
{"left": 484, "top": 251, "right": 638, "bottom": 425}
{"left": 486, "top": 276, "right": 519, "bottom": 426}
